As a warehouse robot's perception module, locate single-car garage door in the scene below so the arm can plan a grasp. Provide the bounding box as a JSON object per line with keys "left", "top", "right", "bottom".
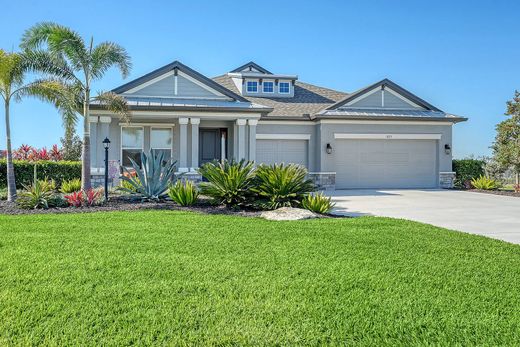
{"left": 256, "top": 139, "right": 308, "bottom": 167}
{"left": 335, "top": 139, "right": 437, "bottom": 189}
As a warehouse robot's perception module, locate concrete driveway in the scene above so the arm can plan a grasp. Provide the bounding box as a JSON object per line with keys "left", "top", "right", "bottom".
{"left": 330, "top": 189, "right": 520, "bottom": 245}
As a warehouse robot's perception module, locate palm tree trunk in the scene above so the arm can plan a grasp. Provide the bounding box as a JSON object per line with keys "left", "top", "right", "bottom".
{"left": 81, "top": 90, "right": 91, "bottom": 190}
{"left": 4, "top": 99, "right": 17, "bottom": 202}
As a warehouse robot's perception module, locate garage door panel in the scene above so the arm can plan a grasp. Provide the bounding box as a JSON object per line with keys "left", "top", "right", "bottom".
{"left": 336, "top": 139, "right": 437, "bottom": 189}
{"left": 256, "top": 139, "right": 308, "bottom": 167}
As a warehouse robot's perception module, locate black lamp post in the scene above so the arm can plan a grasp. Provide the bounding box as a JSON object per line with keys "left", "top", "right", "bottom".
{"left": 102, "top": 137, "right": 111, "bottom": 201}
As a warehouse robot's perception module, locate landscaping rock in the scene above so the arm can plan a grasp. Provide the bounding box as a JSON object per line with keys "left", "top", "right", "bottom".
{"left": 260, "top": 207, "right": 318, "bottom": 221}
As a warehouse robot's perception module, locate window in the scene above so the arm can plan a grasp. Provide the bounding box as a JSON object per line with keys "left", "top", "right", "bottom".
{"left": 246, "top": 80, "right": 258, "bottom": 93}
{"left": 263, "top": 81, "right": 274, "bottom": 93}
{"left": 121, "top": 127, "right": 143, "bottom": 167}
{"left": 151, "top": 127, "right": 173, "bottom": 163}
{"left": 279, "top": 82, "right": 290, "bottom": 94}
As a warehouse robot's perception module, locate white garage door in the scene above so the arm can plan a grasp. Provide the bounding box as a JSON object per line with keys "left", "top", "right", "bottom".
{"left": 335, "top": 139, "right": 437, "bottom": 189}
{"left": 256, "top": 139, "right": 308, "bottom": 167}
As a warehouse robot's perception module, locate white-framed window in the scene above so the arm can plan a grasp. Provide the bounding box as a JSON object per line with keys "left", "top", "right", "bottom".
{"left": 246, "top": 80, "right": 258, "bottom": 93}
{"left": 121, "top": 126, "right": 144, "bottom": 167}
{"left": 150, "top": 127, "right": 173, "bottom": 163}
{"left": 279, "top": 81, "right": 290, "bottom": 94}
{"left": 263, "top": 81, "right": 274, "bottom": 93}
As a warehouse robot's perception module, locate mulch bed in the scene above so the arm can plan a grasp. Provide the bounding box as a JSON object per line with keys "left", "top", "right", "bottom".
{"left": 0, "top": 195, "right": 262, "bottom": 217}
{"left": 468, "top": 189, "right": 520, "bottom": 198}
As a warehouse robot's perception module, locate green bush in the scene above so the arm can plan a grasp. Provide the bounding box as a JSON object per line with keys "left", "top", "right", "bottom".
{"left": 253, "top": 163, "right": 315, "bottom": 210}
{"left": 0, "top": 187, "right": 7, "bottom": 200}
{"left": 198, "top": 159, "right": 255, "bottom": 208}
{"left": 17, "top": 179, "right": 63, "bottom": 209}
{"left": 301, "top": 193, "right": 335, "bottom": 214}
{"left": 453, "top": 159, "right": 485, "bottom": 189}
{"left": 471, "top": 175, "right": 499, "bottom": 190}
{"left": 168, "top": 180, "right": 199, "bottom": 206}
{"left": 60, "top": 178, "right": 82, "bottom": 193}
{"left": 0, "top": 160, "right": 81, "bottom": 189}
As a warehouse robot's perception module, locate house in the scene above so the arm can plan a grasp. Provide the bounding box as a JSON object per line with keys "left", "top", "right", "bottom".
{"left": 89, "top": 60, "right": 467, "bottom": 189}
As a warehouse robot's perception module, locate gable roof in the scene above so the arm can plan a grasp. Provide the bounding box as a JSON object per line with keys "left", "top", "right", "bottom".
{"left": 229, "top": 61, "right": 273, "bottom": 74}
{"left": 326, "top": 78, "right": 442, "bottom": 112}
{"left": 112, "top": 60, "right": 249, "bottom": 102}
{"left": 213, "top": 74, "right": 348, "bottom": 118}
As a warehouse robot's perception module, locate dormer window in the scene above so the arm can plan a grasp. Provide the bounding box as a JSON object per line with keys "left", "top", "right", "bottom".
{"left": 263, "top": 81, "right": 274, "bottom": 93}
{"left": 279, "top": 82, "right": 290, "bottom": 94}
{"left": 246, "top": 81, "right": 258, "bottom": 93}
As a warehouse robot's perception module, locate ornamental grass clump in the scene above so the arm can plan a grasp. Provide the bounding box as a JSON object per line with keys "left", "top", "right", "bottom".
{"left": 470, "top": 175, "right": 499, "bottom": 190}
{"left": 198, "top": 159, "right": 255, "bottom": 208}
{"left": 253, "top": 163, "right": 315, "bottom": 210}
{"left": 301, "top": 192, "right": 335, "bottom": 214}
{"left": 119, "top": 150, "right": 177, "bottom": 201}
{"left": 167, "top": 180, "right": 199, "bottom": 206}
{"left": 60, "top": 178, "right": 81, "bottom": 193}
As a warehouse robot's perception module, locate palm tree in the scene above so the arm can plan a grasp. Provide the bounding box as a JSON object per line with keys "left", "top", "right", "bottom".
{"left": 21, "top": 22, "right": 132, "bottom": 190}
{"left": 0, "top": 49, "right": 76, "bottom": 202}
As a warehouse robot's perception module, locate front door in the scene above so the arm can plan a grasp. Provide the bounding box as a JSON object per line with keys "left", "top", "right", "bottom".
{"left": 199, "top": 129, "right": 225, "bottom": 165}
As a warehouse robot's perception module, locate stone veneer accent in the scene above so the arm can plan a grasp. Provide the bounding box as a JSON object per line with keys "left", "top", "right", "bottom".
{"left": 308, "top": 172, "right": 336, "bottom": 190}
{"left": 439, "top": 172, "right": 456, "bottom": 189}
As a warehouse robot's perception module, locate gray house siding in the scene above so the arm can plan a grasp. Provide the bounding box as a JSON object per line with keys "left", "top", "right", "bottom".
{"left": 127, "top": 74, "right": 224, "bottom": 99}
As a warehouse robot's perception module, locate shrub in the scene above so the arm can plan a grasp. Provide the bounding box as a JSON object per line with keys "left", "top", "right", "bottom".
{"left": 198, "top": 159, "right": 255, "bottom": 208}
{"left": 63, "top": 188, "right": 103, "bottom": 208}
{"left": 119, "top": 150, "right": 177, "bottom": 201}
{"left": 0, "top": 187, "right": 7, "bottom": 200}
{"left": 471, "top": 175, "right": 499, "bottom": 190}
{"left": 168, "top": 180, "right": 199, "bottom": 206}
{"left": 60, "top": 178, "right": 82, "bottom": 193}
{"left": 0, "top": 160, "right": 81, "bottom": 189}
{"left": 301, "top": 193, "right": 335, "bottom": 214}
{"left": 253, "top": 163, "right": 315, "bottom": 210}
{"left": 64, "top": 191, "right": 83, "bottom": 207}
{"left": 453, "top": 159, "right": 485, "bottom": 189}
{"left": 17, "top": 179, "right": 58, "bottom": 209}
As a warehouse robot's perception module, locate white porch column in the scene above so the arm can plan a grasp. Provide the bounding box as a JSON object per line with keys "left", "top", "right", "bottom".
{"left": 178, "top": 117, "right": 189, "bottom": 172}
{"left": 190, "top": 118, "right": 200, "bottom": 171}
{"left": 248, "top": 119, "right": 257, "bottom": 162}
{"left": 236, "top": 119, "right": 247, "bottom": 160}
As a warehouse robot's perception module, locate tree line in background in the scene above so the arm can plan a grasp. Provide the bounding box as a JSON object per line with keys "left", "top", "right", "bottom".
{"left": 0, "top": 22, "right": 131, "bottom": 202}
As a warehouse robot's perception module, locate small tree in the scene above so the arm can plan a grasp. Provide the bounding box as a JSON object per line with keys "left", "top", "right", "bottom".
{"left": 492, "top": 91, "right": 520, "bottom": 184}
{"left": 60, "top": 127, "right": 82, "bottom": 161}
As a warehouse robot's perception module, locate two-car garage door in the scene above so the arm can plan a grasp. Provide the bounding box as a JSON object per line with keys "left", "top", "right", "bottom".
{"left": 335, "top": 139, "right": 438, "bottom": 189}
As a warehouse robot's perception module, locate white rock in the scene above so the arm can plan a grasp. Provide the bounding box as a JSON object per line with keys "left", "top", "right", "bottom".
{"left": 260, "top": 207, "right": 318, "bottom": 221}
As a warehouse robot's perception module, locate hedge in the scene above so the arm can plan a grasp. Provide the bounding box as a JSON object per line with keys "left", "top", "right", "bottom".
{"left": 0, "top": 160, "right": 81, "bottom": 189}
{"left": 452, "top": 159, "right": 485, "bottom": 189}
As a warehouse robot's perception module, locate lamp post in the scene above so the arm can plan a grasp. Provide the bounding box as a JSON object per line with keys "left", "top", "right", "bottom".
{"left": 102, "top": 137, "right": 111, "bottom": 201}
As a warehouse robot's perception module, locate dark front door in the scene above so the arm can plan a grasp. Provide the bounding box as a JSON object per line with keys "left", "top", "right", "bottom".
{"left": 199, "top": 129, "right": 222, "bottom": 165}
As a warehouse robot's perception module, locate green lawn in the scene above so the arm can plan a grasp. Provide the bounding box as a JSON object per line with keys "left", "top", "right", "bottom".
{"left": 0, "top": 211, "right": 519, "bottom": 345}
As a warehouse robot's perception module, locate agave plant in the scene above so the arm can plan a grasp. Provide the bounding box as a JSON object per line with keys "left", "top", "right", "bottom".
{"left": 119, "top": 150, "right": 177, "bottom": 201}
{"left": 198, "top": 159, "right": 255, "bottom": 208}
{"left": 301, "top": 192, "right": 335, "bottom": 214}
{"left": 253, "top": 163, "right": 315, "bottom": 210}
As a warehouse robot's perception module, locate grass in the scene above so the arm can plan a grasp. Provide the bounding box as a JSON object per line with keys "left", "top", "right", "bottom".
{"left": 0, "top": 211, "right": 519, "bottom": 345}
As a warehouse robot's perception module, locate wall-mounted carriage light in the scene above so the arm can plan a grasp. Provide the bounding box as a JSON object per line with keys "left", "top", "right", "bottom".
{"left": 444, "top": 144, "right": 451, "bottom": 155}
{"left": 326, "top": 143, "right": 333, "bottom": 154}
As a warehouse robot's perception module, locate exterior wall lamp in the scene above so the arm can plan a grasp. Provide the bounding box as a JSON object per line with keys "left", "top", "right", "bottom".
{"left": 326, "top": 143, "right": 333, "bottom": 154}
{"left": 102, "top": 137, "right": 111, "bottom": 201}
{"left": 444, "top": 144, "right": 451, "bottom": 155}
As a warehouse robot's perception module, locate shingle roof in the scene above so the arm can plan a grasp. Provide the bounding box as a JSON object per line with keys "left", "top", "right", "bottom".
{"left": 212, "top": 74, "right": 348, "bottom": 118}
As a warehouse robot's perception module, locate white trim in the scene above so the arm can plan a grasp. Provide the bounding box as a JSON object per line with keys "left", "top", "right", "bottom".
{"left": 385, "top": 87, "right": 423, "bottom": 109}
{"left": 381, "top": 88, "right": 385, "bottom": 108}
{"left": 258, "top": 120, "right": 315, "bottom": 125}
{"left": 278, "top": 81, "right": 291, "bottom": 94}
{"left": 124, "top": 70, "right": 176, "bottom": 94}
{"left": 120, "top": 94, "right": 228, "bottom": 100}
{"left": 190, "top": 118, "right": 201, "bottom": 125}
{"left": 319, "top": 120, "right": 453, "bottom": 125}
{"left": 248, "top": 119, "right": 258, "bottom": 126}
{"left": 308, "top": 172, "right": 336, "bottom": 175}
{"left": 118, "top": 122, "right": 176, "bottom": 127}
{"left": 178, "top": 117, "right": 189, "bottom": 125}
{"left": 174, "top": 74, "right": 178, "bottom": 95}
{"left": 440, "top": 171, "right": 456, "bottom": 174}
{"left": 256, "top": 133, "right": 311, "bottom": 140}
{"left": 236, "top": 119, "right": 247, "bottom": 126}
{"left": 121, "top": 126, "right": 145, "bottom": 167}
{"left": 345, "top": 86, "right": 382, "bottom": 106}
{"left": 91, "top": 109, "right": 264, "bottom": 119}
{"left": 246, "top": 80, "right": 258, "bottom": 93}
{"left": 334, "top": 133, "right": 442, "bottom": 140}
{"left": 262, "top": 80, "right": 274, "bottom": 93}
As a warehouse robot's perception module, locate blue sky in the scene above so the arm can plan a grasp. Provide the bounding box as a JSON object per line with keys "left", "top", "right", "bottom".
{"left": 1, "top": 0, "right": 519, "bottom": 158}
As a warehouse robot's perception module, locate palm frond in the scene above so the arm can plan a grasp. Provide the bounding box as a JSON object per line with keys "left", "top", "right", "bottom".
{"left": 20, "top": 22, "right": 88, "bottom": 72}
{"left": 20, "top": 50, "right": 80, "bottom": 84}
{"left": 90, "top": 42, "right": 131, "bottom": 80}
{"left": 93, "top": 91, "right": 130, "bottom": 122}
{"left": 0, "top": 50, "right": 24, "bottom": 97}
